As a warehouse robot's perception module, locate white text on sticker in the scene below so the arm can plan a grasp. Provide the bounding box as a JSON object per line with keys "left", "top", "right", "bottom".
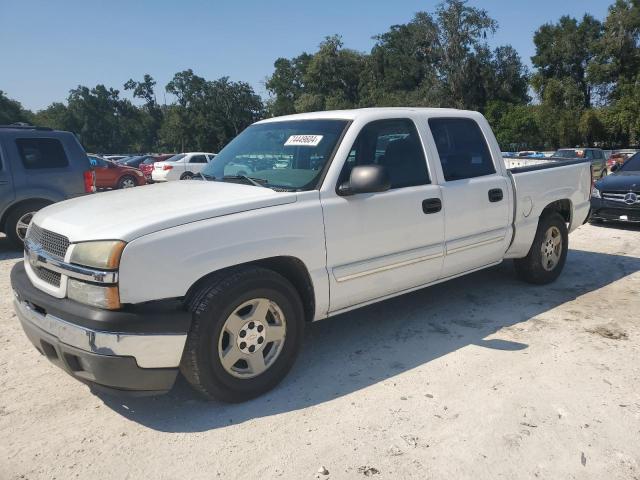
{"left": 285, "top": 135, "right": 323, "bottom": 147}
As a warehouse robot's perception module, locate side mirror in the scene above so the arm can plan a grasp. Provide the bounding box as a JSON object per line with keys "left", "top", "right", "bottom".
{"left": 338, "top": 165, "right": 391, "bottom": 196}
{"left": 611, "top": 163, "right": 619, "bottom": 172}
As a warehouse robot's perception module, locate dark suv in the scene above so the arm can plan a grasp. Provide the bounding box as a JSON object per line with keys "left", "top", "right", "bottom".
{"left": 0, "top": 126, "right": 95, "bottom": 248}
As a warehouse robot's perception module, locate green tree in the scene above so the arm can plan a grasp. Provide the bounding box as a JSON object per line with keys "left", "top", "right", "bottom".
{"left": 579, "top": 109, "right": 607, "bottom": 146}
{"left": 298, "top": 35, "right": 366, "bottom": 111}
{"left": 589, "top": 0, "right": 640, "bottom": 99}
{"left": 531, "top": 14, "right": 602, "bottom": 108}
{"left": 0, "top": 90, "right": 33, "bottom": 125}
{"left": 125, "top": 74, "right": 163, "bottom": 151}
{"left": 265, "top": 54, "right": 311, "bottom": 116}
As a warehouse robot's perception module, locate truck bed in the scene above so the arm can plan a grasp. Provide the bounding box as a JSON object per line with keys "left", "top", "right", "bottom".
{"left": 504, "top": 158, "right": 592, "bottom": 259}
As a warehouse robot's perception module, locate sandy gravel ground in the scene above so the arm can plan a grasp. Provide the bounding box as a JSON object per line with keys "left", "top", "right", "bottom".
{"left": 1, "top": 223, "right": 639, "bottom": 480}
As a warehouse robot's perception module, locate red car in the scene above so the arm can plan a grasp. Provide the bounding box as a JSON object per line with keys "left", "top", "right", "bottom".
{"left": 88, "top": 155, "right": 146, "bottom": 189}
{"left": 139, "top": 154, "right": 177, "bottom": 182}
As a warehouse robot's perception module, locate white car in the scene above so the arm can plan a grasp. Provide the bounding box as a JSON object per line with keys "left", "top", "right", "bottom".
{"left": 12, "top": 108, "right": 591, "bottom": 402}
{"left": 151, "top": 152, "right": 216, "bottom": 182}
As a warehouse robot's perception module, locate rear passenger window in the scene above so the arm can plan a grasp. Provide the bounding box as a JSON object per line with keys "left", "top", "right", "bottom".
{"left": 340, "top": 119, "right": 429, "bottom": 189}
{"left": 189, "top": 155, "right": 207, "bottom": 164}
{"left": 16, "top": 138, "right": 69, "bottom": 169}
{"left": 428, "top": 118, "right": 495, "bottom": 181}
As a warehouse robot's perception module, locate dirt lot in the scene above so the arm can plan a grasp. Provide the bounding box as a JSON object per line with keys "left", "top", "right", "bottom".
{"left": 1, "top": 223, "right": 639, "bottom": 480}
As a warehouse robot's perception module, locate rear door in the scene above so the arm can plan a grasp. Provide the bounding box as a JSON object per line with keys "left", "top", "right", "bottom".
{"left": 187, "top": 154, "right": 208, "bottom": 174}
{"left": 0, "top": 139, "right": 16, "bottom": 214}
{"left": 427, "top": 117, "right": 510, "bottom": 278}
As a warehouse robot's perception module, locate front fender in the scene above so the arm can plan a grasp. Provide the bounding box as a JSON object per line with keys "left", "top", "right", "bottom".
{"left": 118, "top": 193, "right": 329, "bottom": 320}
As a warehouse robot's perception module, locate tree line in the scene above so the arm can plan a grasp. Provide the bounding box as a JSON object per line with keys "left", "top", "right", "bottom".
{"left": 1, "top": 0, "right": 639, "bottom": 153}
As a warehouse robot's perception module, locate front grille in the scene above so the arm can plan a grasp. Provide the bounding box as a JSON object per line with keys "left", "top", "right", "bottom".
{"left": 33, "top": 266, "right": 62, "bottom": 287}
{"left": 26, "top": 224, "right": 70, "bottom": 259}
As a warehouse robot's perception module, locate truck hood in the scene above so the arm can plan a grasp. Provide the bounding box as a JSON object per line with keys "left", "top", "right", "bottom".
{"left": 33, "top": 181, "right": 298, "bottom": 242}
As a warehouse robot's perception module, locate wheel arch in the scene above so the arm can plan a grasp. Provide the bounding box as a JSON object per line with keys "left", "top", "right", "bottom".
{"left": 540, "top": 198, "right": 572, "bottom": 225}
{"left": 0, "top": 198, "right": 53, "bottom": 233}
{"left": 184, "top": 256, "right": 316, "bottom": 323}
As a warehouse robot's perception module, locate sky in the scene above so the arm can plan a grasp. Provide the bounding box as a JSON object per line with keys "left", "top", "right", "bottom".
{"left": 0, "top": 0, "right": 611, "bottom": 112}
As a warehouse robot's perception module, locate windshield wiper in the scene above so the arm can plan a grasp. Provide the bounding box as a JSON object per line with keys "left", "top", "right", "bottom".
{"left": 222, "top": 175, "right": 267, "bottom": 188}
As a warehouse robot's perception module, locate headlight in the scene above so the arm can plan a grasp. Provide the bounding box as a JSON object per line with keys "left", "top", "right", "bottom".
{"left": 70, "top": 241, "right": 125, "bottom": 269}
{"left": 67, "top": 279, "right": 120, "bottom": 309}
{"left": 591, "top": 186, "right": 601, "bottom": 199}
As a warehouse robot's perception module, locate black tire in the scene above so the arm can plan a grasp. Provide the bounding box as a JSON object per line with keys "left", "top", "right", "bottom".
{"left": 4, "top": 201, "right": 50, "bottom": 249}
{"left": 514, "top": 212, "right": 568, "bottom": 285}
{"left": 180, "top": 266, "right": 305, "bottom": 402}
{"left": 117, "top": 175, "right": 137, "bottom": 189}
{"left": 180, "top": 172, "right": 194, "bottom": 180}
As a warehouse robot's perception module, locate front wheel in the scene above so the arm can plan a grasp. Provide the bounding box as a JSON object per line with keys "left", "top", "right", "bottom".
{"left": 514, "top": 213, "right": 568, "bottom": 284}
{"left": 180, "top": 266, "right": 305, "bottom": 402}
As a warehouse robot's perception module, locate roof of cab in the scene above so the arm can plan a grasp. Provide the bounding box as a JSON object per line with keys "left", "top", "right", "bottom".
{"left": 256, "top": 107, "right": 481, "bottom": 124}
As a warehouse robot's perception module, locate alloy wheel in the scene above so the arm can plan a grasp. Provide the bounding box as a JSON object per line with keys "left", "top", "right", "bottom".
{"left": 15, "top": 212, "right": 35, "bottom": 241}
{"left": 541, "top": 226, "right": 562, "bottom": 271}
{"left": 217, "top": 298, "right": 287, "bottom": 379}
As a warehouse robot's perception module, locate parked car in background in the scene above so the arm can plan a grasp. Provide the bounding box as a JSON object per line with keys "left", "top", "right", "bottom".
{"left": 10, "top": 108, "right": 591, "bottom": 401}
{"left": 151, "top": 152, "right": 216, "bottom": 182}
{"left": 103, "top": 154, "right": 129, "bottom": 162}
{"left": 552, "top": 148, "right": 607, "bottom": 179}
{"left": 88, "top": 155, "right": 146, "bottom": 189}
{"left": 139, "top": 154, "right": 176, "bottom": 182}
{"left": 517, "top": 151, "right": 545, "bottom": 158}
{"left": 0, "top": 125, "right": 94, "bottom": 247}
{"left": 121, "top": 155, "right": 154, "bottom": 169}
{"left": 591, "top": 152, "right": 640, "bottom": 223}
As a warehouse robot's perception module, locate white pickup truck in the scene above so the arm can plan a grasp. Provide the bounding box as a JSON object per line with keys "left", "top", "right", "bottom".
{"left": 11, "top": 108, "right": 591, "bottom": 402}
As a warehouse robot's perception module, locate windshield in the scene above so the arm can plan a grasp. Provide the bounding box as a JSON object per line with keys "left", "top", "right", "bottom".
{"left": 201, "top": 119, "right": 349, "bottom": 190}
{"left": 142, "top": 156, "right": 157, "bottom": 165}
{"left": 619, "top": 153, "right": 640, "bottom": 172}
{"left": 166, "top": 154, "right": 186, "bottom": 163}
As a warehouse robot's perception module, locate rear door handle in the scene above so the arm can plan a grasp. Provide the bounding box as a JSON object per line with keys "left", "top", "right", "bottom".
{"left": 488, "top": 188, "right": 503, "bottom": 202}
{"left": 422, "top": 198, "right": 442, "bottom": 214}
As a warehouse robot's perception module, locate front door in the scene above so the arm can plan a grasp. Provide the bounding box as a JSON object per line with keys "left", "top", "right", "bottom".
{"left": 321, "top": 118, "right": 445, "bottom": 312}
{"left": 427, "top": 117, "right": 510, "bottom": 278}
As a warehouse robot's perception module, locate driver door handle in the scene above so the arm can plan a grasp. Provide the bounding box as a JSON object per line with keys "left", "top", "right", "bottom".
{"left": 422, "top": 198, "right": 442, "bottom": 214}
{"left": 488, "top": 188, "right": 503, "bottom": 202}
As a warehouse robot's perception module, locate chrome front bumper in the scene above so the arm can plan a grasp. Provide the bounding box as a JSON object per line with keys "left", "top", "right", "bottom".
{"left": 14, "top": 296, "right": 186, "bottom": 369}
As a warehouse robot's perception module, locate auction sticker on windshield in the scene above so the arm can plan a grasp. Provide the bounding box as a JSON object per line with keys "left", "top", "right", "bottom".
{"left": 285, "top": 135, "right": 323, "bottom": 147}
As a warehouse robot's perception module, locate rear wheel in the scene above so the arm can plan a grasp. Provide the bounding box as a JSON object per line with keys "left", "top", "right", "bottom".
{"left": 4, "top": 201, "right": 50, "bottom": 248}
{"left": 514, "top": 213, "right": 568, "bottom": 284}
{"left": 118, "top": 175, "right": 136, "bottom": 189}
{"left": 180, "top": 172, "right": 194, "bottom": 180}
{"left": 180, "top": 266, "right": 305, "bottom": 402}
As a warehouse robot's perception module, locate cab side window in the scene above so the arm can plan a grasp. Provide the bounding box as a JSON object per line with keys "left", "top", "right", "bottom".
{"left": 15, "top": 138, "right": 69, "bottom": 170}
{"left": 340, "top": 119, "right": 429, "bottom": 189}
{"left": 428, "top": 118, "right": 495, "bottom": 181}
